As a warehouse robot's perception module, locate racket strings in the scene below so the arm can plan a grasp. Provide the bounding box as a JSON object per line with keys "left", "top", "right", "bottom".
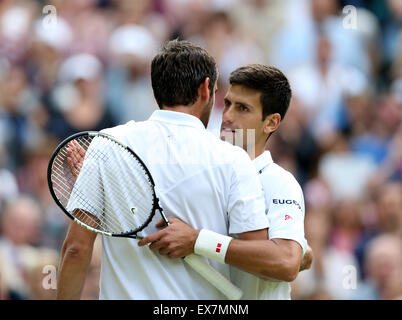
{"left": 75, "top": 136, "right": 154, "bottom": 229}
{"left": 74, "top": 139, "right": 153, "bottom": 229}
{"left": 51, "top": 134, "right": 155, "bottom": 235}
{"left": 55, "top": 142, "right": 132, "bottom": 232}
{"left": 52, "top": 146, "right": 121, "bottom": 233}
{"left": 51, "top": 153, "right": 112, "bottom": 228}
{"left": 62, "top": 137, "right": 152, "bottom": 233}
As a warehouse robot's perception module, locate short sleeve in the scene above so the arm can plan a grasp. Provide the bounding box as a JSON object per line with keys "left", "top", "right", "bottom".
{"left": 227, "top": 148, "right": 269, "bottom": 235}
{"left": 266, "top": 174, "right": 308, "bottom": 255}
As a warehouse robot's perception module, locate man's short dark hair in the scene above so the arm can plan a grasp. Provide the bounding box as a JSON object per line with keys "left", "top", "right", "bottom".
{"left": 229, "top": 64, "right": 292, "bottom": 120}
{"left": 151, "top": 40, "right": 218, "bottom": 108}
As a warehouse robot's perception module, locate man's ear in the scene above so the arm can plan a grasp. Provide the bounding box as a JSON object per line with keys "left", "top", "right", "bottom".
{"left": 198, "top": 77, "right": 211, "bottom": 102}
{"left": 263, "top": 113, "right": 281, "bottom": 135}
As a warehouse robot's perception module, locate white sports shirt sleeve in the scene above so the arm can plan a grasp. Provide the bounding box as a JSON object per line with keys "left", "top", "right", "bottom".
{"left": 257, "top": 152, "right": 307, "bottom": 255}
{"left": 266, "top": 177, "right": 307, "bottom": 255}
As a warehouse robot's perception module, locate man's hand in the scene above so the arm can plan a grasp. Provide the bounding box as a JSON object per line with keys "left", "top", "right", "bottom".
{"left": 299, "top": 245, "right": 313, "bottom": 272}
{"left": 138, "top": 218, "right": 200, "bottom": 258}
{"left": 66, "top": 140, "right": 86, "bottom": 177}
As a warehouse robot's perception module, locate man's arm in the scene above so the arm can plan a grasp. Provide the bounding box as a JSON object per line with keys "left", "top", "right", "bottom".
{"left": 138, "top": 218, "right": 303, "bottom": 282}
{"left": 57, "top": 221, "right": 97, "bottom": 299}
{"left": 231, "top": 231, "right": 312, "bottom": 278}
{"left": 227, "top": 237, "right": 302, "bottom": 282}
{"left": 57, "top": 142, "right": 100, "bottom": 299}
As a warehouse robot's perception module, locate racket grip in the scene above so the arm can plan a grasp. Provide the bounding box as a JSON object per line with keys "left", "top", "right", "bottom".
{"left": 183, "top": 254, "right": 243, "bottom": 300}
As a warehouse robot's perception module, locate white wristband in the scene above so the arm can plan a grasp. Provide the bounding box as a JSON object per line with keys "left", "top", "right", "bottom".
{"left": 194, "top": 229, "right": 233, "bottom": 264}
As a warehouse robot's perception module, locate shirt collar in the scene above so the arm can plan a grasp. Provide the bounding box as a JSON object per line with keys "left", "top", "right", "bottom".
{"left": 149, "top": 110, "right": 205, "bottom": 130}
{"left": 253, "top": 151, "right": 273, "bottom": 174}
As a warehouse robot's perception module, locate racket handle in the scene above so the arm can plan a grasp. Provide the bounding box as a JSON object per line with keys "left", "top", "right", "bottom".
{"left": 183, "top": 254, "right": 243, "bottom": 300}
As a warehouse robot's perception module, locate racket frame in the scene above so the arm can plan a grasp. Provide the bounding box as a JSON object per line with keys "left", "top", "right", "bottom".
{"left": 47, "top": 131, "right": 164, "bottom": 239}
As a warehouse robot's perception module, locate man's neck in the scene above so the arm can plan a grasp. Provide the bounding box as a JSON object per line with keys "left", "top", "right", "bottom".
{"left": 248, "top": 146, "right": 265, "bottom": 160}
{"left": 162, "top": 105, "right": 197, "bottom": 117}
{"left": 162, "top": 104, "right": 210, "bottom": 128}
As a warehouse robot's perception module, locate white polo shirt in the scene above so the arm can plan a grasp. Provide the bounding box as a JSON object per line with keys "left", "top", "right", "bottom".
{"left": 230, "top": 151, "right": 307, "bottom": 300}
{"left": 71, "top": 110, "right": 268, "bottom": 299}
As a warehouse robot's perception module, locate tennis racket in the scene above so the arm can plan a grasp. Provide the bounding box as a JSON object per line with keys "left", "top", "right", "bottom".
{"left": 47, "top": 131, "right": 243, "bottom": 300}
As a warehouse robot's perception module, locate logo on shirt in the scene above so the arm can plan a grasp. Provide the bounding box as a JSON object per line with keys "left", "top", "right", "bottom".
{"left": 216, "top": 243, "right": 222, "bottom": 253}
{"left": 285, "top": 214, "right": 293, "bottom": 221}
{"left": 130, "top": 207, "right": 137, "bottom": 215}
{"left": 272, "top": 199, "right": 302, "bottom": 211}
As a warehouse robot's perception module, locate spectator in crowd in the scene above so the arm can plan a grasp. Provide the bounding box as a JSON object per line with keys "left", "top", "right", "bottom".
{"left": 0, "top": 65, "right": 43, "bottom": 169}
{"left": 381, "top": 0, "right": 402, "bottom": 67}
{"left": 0, "top": 195, "right": 43, "bottom": 299}
{"left": 349, "top": 234, "right": 402, "bottom": 300}
{"left": 24, "top": 248, "right": 59, "bottom": 300}
{"left": 46, "top": 53, "right": 117, "bottom": 139}
{"left": 228, "top": 0, "right": 288, "bottom": 63}
{"left": 287, "top": 33, "right": 370, "bottom": 149}
{"left": 106, "top": 24, "right": 158, "bottom": 123}
{"left": 16, "top": 137, "right": 67, "bottom": 251}
{"left": 354, "top": 182, "right": 402, "bottom": 279}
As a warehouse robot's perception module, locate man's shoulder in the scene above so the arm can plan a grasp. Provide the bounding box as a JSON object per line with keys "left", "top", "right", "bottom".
{"left": 100, "top": 120, "right": 138, "bottom": 135}
{"left": 100, "top": 120, "right": 156, "bottom": 143}
{"left": 263, "top": 162, "right": 298, "bottom": 183}
{"left": 261, "top": 162, "right": 302, "bottom": 194}
{"left": 202, "top": 130, "right": 236, "bottom": 148}
{"left": 200, "top": 131, "right": 253, "bottom": 164}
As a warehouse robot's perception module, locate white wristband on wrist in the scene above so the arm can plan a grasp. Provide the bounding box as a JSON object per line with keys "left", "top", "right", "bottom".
{"left": 194, "top": 229, "right": 233, "bottom": 264}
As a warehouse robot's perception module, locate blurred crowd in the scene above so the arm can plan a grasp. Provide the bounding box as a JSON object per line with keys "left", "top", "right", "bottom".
{"left": 0, "top": 0, "right": 401, "bottom": 300}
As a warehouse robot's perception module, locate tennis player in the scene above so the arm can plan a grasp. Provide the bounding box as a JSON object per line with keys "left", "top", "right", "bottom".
{"left": 139, "top": 64, "right": 311, "bottom": 299}
{"left": 57, "top": 41, "right": 270, "bottom": 300}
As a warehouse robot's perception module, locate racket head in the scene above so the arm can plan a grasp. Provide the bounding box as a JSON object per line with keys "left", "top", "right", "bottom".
{"left": 47, "top": 131, "right": 159, "bottom": 238}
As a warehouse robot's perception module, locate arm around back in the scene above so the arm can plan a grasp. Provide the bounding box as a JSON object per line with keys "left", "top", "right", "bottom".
{"left": 227, "top": 231, "right": 303, "bottom": 282}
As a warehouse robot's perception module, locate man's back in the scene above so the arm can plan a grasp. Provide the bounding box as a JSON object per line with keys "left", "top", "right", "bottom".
{"left": 99, "top": 110, "right": 268, "bottom": 299}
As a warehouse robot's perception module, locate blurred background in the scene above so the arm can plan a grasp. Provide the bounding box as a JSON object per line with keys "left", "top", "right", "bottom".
{"left": 0, "top": 0, "right": 401, "bottom": 300}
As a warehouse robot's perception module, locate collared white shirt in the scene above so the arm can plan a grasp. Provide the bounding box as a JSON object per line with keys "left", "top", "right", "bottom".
{"left": 231, "top": 151, "right": 307, "bottom": 300}
{"left": 71, "top": 110, "right": 268, "bottom": 300}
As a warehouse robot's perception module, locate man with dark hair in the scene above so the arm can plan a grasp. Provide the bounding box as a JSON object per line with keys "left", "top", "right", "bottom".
{"left": 229, "top": 64, "right": 292, "bottom": 119}
{"left": 150, "top": 40, "right": 218, "bottom": 128}
{"left": 57, "top": 41, "right": 270, "bottom": 299}
{"left": 151, "top": 40, "right": 218, "bottom": 111}
{"left": 140, "top": 64, "right": 311, "bottom": 299}
{"left": 221, "top": 64, "right": 292, "bottom": 152}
